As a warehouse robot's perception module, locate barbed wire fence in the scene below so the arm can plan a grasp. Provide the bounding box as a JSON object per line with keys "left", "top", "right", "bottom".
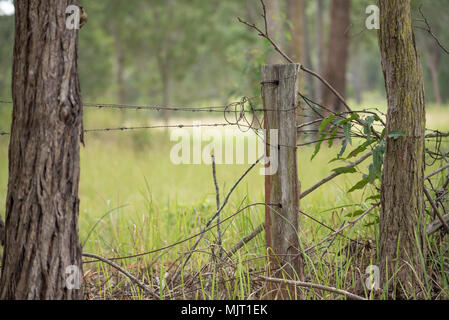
{"left": 1, "top": 1, "right": 448, "bottom": 300}
{"left": 1, "top": 79, "right": 448, "bottom": 299}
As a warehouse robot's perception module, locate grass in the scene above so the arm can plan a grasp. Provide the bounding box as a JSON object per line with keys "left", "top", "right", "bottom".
{"left": 0, "top": 102, "right": 448, "bottom": 299}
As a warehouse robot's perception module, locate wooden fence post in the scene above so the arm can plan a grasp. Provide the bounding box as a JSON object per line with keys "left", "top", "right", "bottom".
{"left": 262, "top": 64, "right": 303, "bottom": 298}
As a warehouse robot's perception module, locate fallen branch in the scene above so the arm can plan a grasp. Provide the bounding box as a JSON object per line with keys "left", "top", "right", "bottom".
{"left": 82, "top": 252, "right": 158, "bottom": 299}
{"left": 257, "top": 276, "right": 366, "bottom": 300}
{"left": 228, "top": 223, "right": 266, "bottom": 256}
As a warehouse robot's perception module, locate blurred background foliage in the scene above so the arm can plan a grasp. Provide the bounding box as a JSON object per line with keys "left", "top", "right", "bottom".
{"left": 0, "top": 0, "right": 448, "bottom": 113}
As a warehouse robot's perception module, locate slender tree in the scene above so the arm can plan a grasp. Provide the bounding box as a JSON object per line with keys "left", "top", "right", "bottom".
{"left": 378, "top": 0, "right": 426, "bottom": 297}
{"left": 266, "top": 0, "right": 284, "bottom": 64}
{"left": 287, "top": 0, "right": 304, "bottom": 64}
{"left": 321, "top": 0, "right": 350, "bottom": 112}
{"left": 0, "top": 0, "right": 84, "bottom": 299}
{"left": 287, "top": 0, "right": 315, "bottom": 99}
{"left": 315, "top": 0, "right": 325, "bottom": 102}
{"left": 422, "top": 41, "right": 442, "bottom": 106}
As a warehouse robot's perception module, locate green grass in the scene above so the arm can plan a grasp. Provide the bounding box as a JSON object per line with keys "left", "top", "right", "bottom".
{"left": 0, "top": 103, "right": 449, "bottom": 299}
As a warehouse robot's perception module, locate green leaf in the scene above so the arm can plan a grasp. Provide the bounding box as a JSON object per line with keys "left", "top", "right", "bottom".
{"left": 328, "top": 128, "right": 339, "bottom": 148}
{"left": 372, "top": 141, "right": 386, "bottom": 177}
{"left": 332, "top": 166, "right": 357, "bottom": 174}
{"left": 366, "top": 164, "right": 377, "bottom": 184}
{"left": 365, "top": 194, "right": 380, "bottom": 202}
{"left": 318, "top": 115, "right": 336, "bottom": 136}
{"left": 364, "top": 216, "right": 380, "bottom": 227}
{"left": 346, "top": 209, "right": 365, "bottom": 217}
{"left": 343, "top": 122, "right": 352, "bottom": 146}
{"left": 338, "top": 138, "right": 348, "bottom": 159}
{"left": 329, "top": 157, "right": 342, "bottom": 164}
{"left": 388, "top": 130, "right": 405, "bottom": 140}
{"left": 311, "top": 134, "right": 326, "bottom": 160}
{"left": 362, "top": 116, "right": 375, "bottom": 138}
{"left": 348, "top": 178, "right": 370, "bottom": 193}
{"left": 347, "top": 140, "right": 376, "bottom": 159}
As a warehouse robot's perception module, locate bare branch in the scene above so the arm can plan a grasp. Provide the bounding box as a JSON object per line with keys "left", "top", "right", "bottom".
{"left": 211, "top": 155, "right": 223, "bottom": 257}
{"left": 425, "top": 163, "right": 449, "bottom": 180}
{"left": 228, "top": 223, "right": 265, "bottom": 256}
{"left": 417, "top": 6, "right": 449, "bottom": 55}
{"left": 82, "top": 252, "right": 158, "bottom": 299}
{"left": 257, "top": 276, "right": 367, "bottom": 300}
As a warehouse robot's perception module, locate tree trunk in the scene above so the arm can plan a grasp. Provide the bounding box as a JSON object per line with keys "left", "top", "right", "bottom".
{"left": 351, "top": 55, "right": 363, "bottom": 105}
{"left": 157, "top": 56, "right": 171, "bottom": 127}
{"left": 378, "top": 0, "right": 426, "bottom": 298}
{"left": 321, "top": 0, "right": 350, "bottom": 113}
{"left": 425, "top": 48, "right": 442, "bottom": 106}
{"left": 315, "top": 0, "right": 325, "bottom": 102}
{"left": 287, "top": 0, "right": 304, "bottom": 64}
{"left": 112, "top": 25, "right": 126, "bottom": 105}
{"left": 266, "top": 0, "right": 284, "bottom": 65}
{"left": 287, "top": 0, "right": 315, "bottom": 100}
{"left": 301, "top": 1, "right": 316, "bottom": 100}
{"left": 0, "top": 216, "right": 4, "bottom": 247}
{"left": 112, "top": 24, "right": 126, "bottom": 123}
{"left": 0, "top": 0, "right": 84, "bottom": 299}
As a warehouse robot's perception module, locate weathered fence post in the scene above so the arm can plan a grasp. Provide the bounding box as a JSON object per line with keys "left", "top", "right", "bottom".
{"left": 262, "top": 64, "right": 303, "bottom": 299}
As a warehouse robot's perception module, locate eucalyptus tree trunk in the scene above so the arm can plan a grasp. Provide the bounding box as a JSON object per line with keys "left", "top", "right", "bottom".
{"left": 266, "top": 0, "right": 284, "bottom": 65}
{"left": 378, "top": 0, "right": 426, "bottom": 298}
{"left": 425, "top": 48, "right": 442, "bottom": 106}
{"left": 315, "top": 0, "right": 325, "bottom": 102}
{"left": 0, "top": 0, "right": 84, "bottom": 299}
{"left": 287, "top": 0, "right": 304, "bottom": 64}
{"left": 287, "top": 0, "right": 315, "bottom": 100}
{"left": 321, "top": 0, "right": 350, "bottom": 113}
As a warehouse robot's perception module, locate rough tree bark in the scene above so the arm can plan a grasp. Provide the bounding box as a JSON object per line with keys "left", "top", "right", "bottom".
{"left": 0, "top": 0, "right": 84, "bottom": 299}
{"left": 321, "top": 0, "right": 350, "bottom": 113}
{"left": 378, "top": 0, "right": 426, "bottom": 298}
